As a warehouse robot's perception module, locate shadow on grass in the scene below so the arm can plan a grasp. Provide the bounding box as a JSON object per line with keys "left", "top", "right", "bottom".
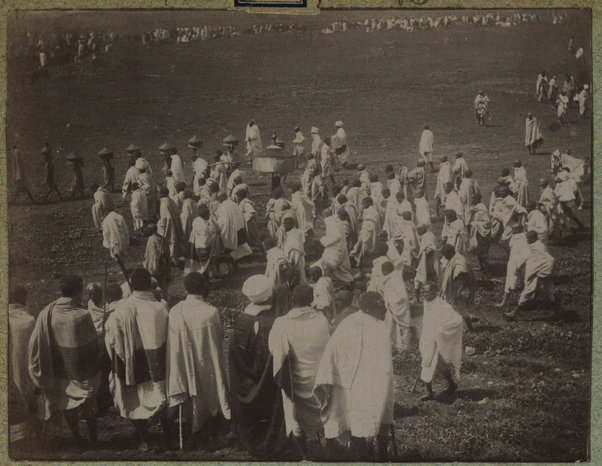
{"left": 436, "top": 387, "right": 496, "bottom": 404}
{"left": 394, "top": 403, "right": 424, "bottom": 419}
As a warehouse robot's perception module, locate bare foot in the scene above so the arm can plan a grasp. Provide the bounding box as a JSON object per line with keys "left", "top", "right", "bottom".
{"left": 419, "top": 393, "right": 435, "bottom": 402}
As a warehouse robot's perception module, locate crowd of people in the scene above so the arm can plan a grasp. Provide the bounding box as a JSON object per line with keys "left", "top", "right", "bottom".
{"left": 8, "top": 104, "right": 589, "bottom": 459}
{"left": 322, "top": 11, "right": 570, "bottom": 34}
{"left": 16, "top": 10, "right": 581, "bottom": 76}
{"left": 8, "top": 15, "right": 591, "bottom": 459}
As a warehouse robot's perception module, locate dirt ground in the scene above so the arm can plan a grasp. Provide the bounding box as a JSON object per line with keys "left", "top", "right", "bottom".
{"left": 7, "top": 10, "right": 591, "bottom": 461}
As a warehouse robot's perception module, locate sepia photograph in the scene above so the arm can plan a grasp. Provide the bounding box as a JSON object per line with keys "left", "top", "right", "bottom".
{"left": 6, "top": 7, "right": 592, "bottom": 462}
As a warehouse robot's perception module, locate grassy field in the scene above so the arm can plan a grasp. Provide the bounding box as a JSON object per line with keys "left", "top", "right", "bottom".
{"left": 7, "top": 9, "right": 591, "bottom": 461}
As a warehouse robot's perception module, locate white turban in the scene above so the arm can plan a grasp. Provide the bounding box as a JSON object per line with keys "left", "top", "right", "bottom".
{"left": 242, "top": 275, "right": 273, "bottom": 304}
{"left": 335, "top": 120, "right": 344, "bottom": 127}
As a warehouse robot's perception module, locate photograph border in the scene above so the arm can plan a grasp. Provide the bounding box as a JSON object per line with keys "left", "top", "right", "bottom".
{"left": 0, "top": 1, "right": 599, "bottom": 464}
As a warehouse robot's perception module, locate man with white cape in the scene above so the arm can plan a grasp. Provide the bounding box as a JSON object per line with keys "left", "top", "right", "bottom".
{"left": 245, "top": 119, "right": 262, "bottom": 157}
{"left": 513, "top": 160, "right": 529, "bottom": 207}
{"left": 166, "top": 272, "right": 231, "bottom": 443}
{"left": 332, "top": 120, "right": 349, "bottom": 167}
{"left": 418, "top": 282, "right": 463, "bottom": 401}
{"left": 504, "top": 231, "right": 555, "bottom": 320}
{"left": 313, "top": 215, "right": 354, "bottom": 287}
{"left": 104, "top": 269, "right": 169, "bottom": 450}
{"left": 185, "top": 205, "right": 218, "bottom": 277}
{"left": 419, "top": 125, "right": 435, "bottom": 172}
{"left": 435, "top": 156, "right": 453, "bottom": 215}
{"left": 268, "top": 284, "right": 330, "bottom": 459}
{"left": 314, "top": 291, "right": 394, "bottom": 461}
{"left": 216, "top": 192, "right": 252, "bottom": 266}
{"left": 91, "top": 183, "right": 113, "bottom": 231}
{"left": 291, "top": 182, "right": 316, "bottom": 237}
{"left": 102, "top": 204, "right": 130, "bottom": 261}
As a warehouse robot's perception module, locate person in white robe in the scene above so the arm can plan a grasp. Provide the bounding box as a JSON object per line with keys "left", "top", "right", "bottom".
{"left": 577, "top": 84, "right": 589, "bottom": 117}
{"left": 380, "top": 261, "right": 412, "bottom": 351}
{"left": 227, "top": 168, "right": 245, "bottom": 197}
{"left": 310, "top": 127, "right": 322, "bottom": 159}
{"left": 314, "top": 291, "right": 393, "bottom": 460}
{"left": 159, "top": 186, "right": 184, "bottom": 266}
{"left": 452, "top": 153, "right": 468, "bottom": 190}
{"left": 320, "top": 137, "right": 336, "bottom": 185}
{"left": 269, "top": 284, "right": 330, "bottom": 459}
{"left": 184, "top": 205, "right": 218, "bottom": 277}
{"left": 166, "top": 171, "right": 178, "bottom": 203}
{"left": 414, "top": 225, "right": 440, "bottom": 296}
{"left": 309, "top": 266, "right": 335, "bottom": 322}
{"left": 357, "top": 164, "right": 371, "bottom": 191}
{"left": 210, "top": 151, "right": 229, "bottom": 194}
{"left": 170, "top": 150, "right": 185, "bottom": 186}
{"left": 547, "top": 75, "right": 558, "bottom": 102}
{"left": 556, "top": 91, "right": 570, "bottom": 124}
{"left": 383, "top": 191, "right": 402, "bottom": 240}
{"left": 237, "top": 188, "right": 261, "bottom": 248}
{"left": 513, "top": 160, "right": 529, "bottom": 207}
{"left": 122, "top": 161, "right": 140, "bottom": 199}
{"left": 180, "top": 190, "right": 199, "bottom": 243}
{"left": 496, "top": 225, "right": 529, "bottom": 308}
{"left": 473, "top": 90, "right": 490, "bottom": 125}
{"left": 331, "top": 120, "right": 349, "bottom": 167}
{"left": 301, "top": 159, "right": 318, "bottom": 196}
{"left": 457, "top": 170, "right": 480, "bottom": 224}
{"left": 351, "top": 198, "right": 379, "bottom": 266}
{"left": 215, "top": 193, "right": 253, "bottom": 264}
{"left": 386, "top": 171, "right": 401, "bottom": 199}
{"left": 104, "top": 269, "right": 169, "bottom": 450}
{"left": 525, "top": 113, "right": 544, "bottom": 155}
{"left": 346, "top": 179, "right": 367, "bottom": 216}
{"left": 166, "top": 273, "right": 231, "bottom": 438}
{"left": 527, "top": 203, "right": 549, "bottom": 243}
{"left": 192, "top": 154, "right": 209, "bottom": 197}
{"left": 435, "top": 156, "right": 453, "bottom": 215}
{"left": 418, "top": 283, "right": 463, "bottom": 401}
{"left": 9, "top": 286, "right": 36, "bottom": 444}
{"left": 245, "top": 120, "right": 262, "bottom": 157}
{"left": 554, "top": 169, "right": 585, "bottom": 230}
{"left": 538, "top": 179, "right": 560, "bottom": 238}
{"left": 504, "top": 231, "right": 555, "bottom": 319}
{"left": 283, "top": 216, "right": 307, "bottom": 284}
{"left": 264, "top": 236, "right": 290, "bottom": 290}
{"left": 312, "top": 215, "right": 354, "bottom": 286}
{"left": 91, "top": 184, "right": 113, "bottom": 231}
{"left": 265, "top": 189, "right": 289, "bottom": 239}
{"left": 441, "top": 209, "right": 467, "bottom": 255}
{"left": 291, "top": 183, "right": 316, "bottom": 237}
{"left": 130, "top": 183, "right": 148, "bottom": 231}
{"left": 443, "top": 182, "right": 464, "bottom": 222}
{"left": 419, "top": 125, "right": 435, "bottom": 171}
{"left": 102, "top": 206, "right": 129, "bottom": 260}
{"left": 535, "top": 71, "right": 548, "bottom": 102}
{"left": 397, "top": 210, "right": 420, "bottom": 268}
{"left": 414, "top": 195, "right": 431, "bottom": 228}
{"left": 292, "top": 126, "right": 306, "bottom": 161}
{"left": 137, "top": 166, "right": 158, "bottom": 220}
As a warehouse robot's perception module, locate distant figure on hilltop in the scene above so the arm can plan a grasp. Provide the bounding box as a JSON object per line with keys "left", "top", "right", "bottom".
{"left": 473, "top": 90, "right": 490, "bottom": 126}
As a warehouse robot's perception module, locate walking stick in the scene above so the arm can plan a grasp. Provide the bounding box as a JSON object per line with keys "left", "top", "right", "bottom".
{"left": 411, "top": 372, "right": 421, "bottom": 393}
{"left": 102, "top": 263, "right": 108, "bottom": 311}
{"left": 390, "top": 423, "right": 398, "bottom": 459}
{"left": 114, "top": 253, "right": 131, "bottom": 289}
{"left": 178, "top": 404, "right": 183, "bottom": 450}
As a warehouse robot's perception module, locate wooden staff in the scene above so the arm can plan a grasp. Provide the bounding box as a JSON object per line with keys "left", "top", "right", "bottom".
{"left": 114, "top": 253, "right": 131, "bottom": 288}
{"left": 102, "top": 263, "right": 108, "bottom": 311}
{"left": 178, "top": 405, "right": 183, "bottom": 450}
{"left": 390, "top": 423, "right": 398, "bottom": 459}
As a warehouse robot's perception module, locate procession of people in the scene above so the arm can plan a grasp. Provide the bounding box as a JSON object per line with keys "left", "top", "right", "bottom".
{"left": 7, "top": 10, "right": 592, "bottom": 460}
